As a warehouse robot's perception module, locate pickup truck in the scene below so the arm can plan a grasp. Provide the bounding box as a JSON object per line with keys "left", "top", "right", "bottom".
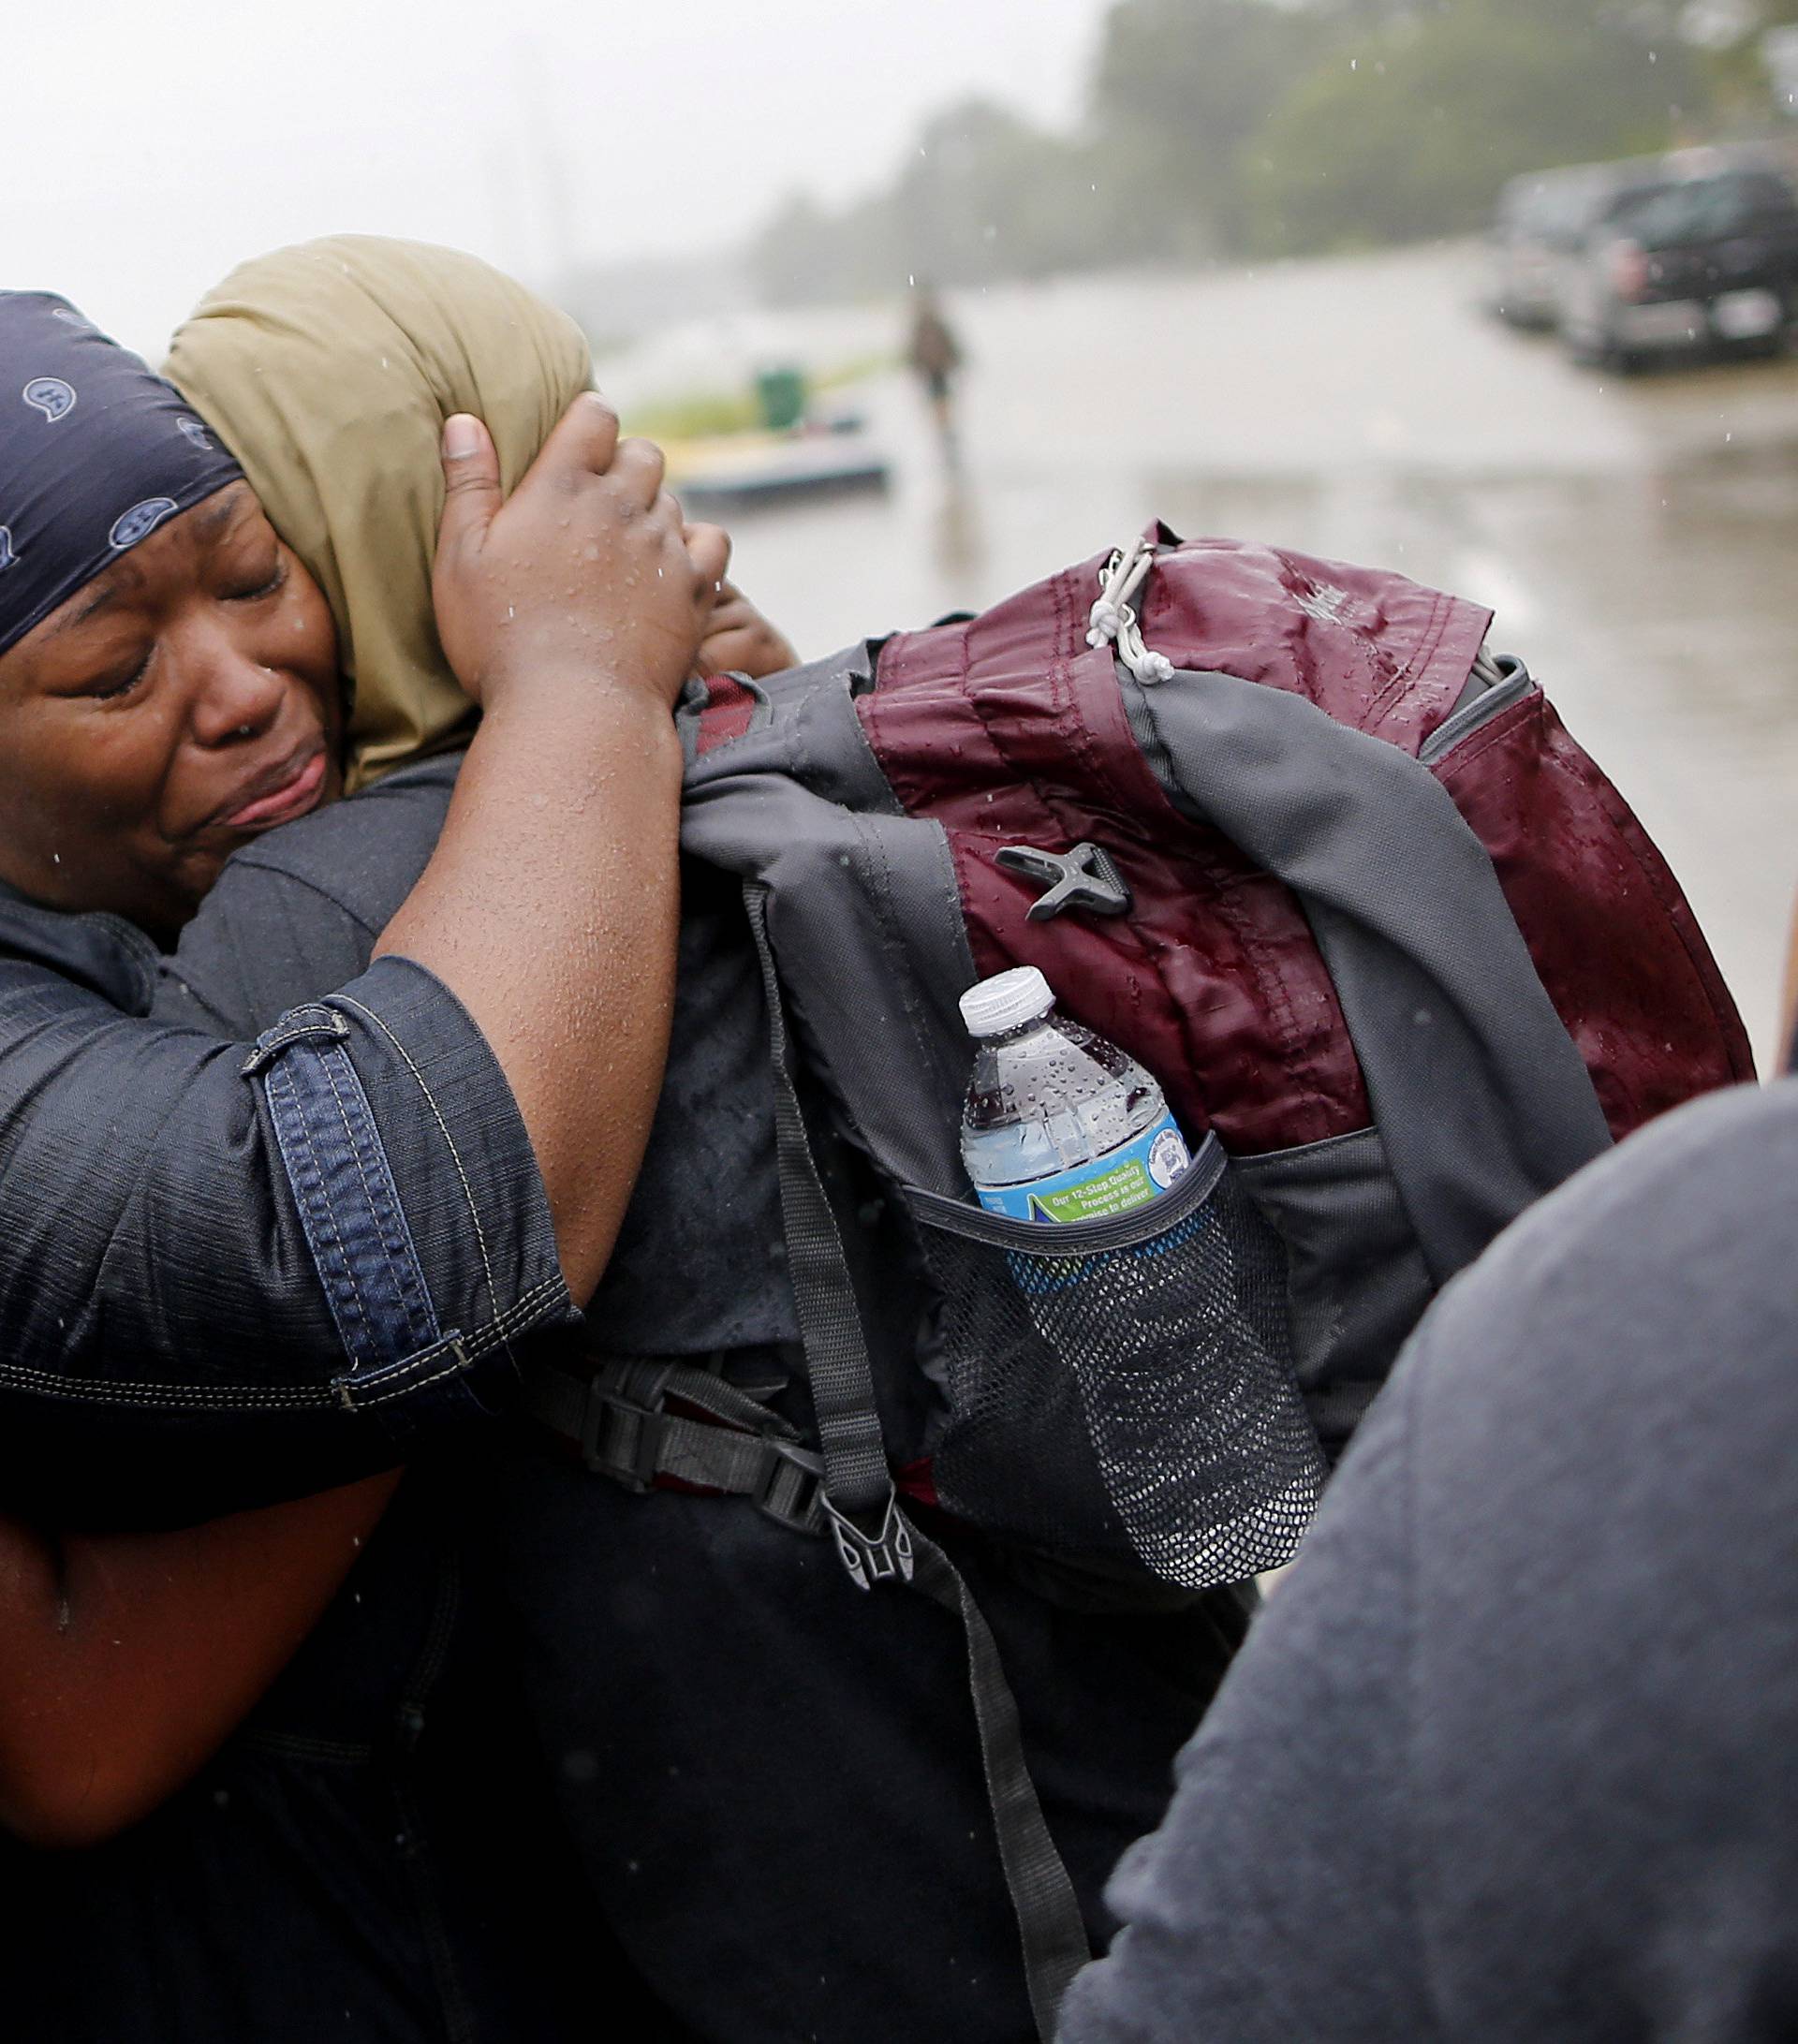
{"left": 1555, "top": 164, "right": 1798, "bottom": 372}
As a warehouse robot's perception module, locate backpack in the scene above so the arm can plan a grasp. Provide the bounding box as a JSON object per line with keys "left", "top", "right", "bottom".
{"left": 530, "top": 524, "right": 1750, "bottom": 2032}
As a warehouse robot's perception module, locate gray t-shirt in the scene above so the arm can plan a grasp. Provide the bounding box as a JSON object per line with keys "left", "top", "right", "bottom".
{"left": 1059, "top": 1077, "right": 1798, "bottom": 2043}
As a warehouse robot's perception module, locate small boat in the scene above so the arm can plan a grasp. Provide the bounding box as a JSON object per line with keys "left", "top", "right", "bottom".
{"left": 665, "top": 413, "right": 892, "bottom": 512}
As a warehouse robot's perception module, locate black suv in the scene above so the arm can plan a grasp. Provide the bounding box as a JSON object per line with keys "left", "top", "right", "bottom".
{"left": 1556, "top": 162, "right": 1798, "bottom": 371}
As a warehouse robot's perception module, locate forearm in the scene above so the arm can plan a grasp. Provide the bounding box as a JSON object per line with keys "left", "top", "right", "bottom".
{"left": 0, "top": 1473, "right": 399, "bottom": 1848}
{"left": 376, "top": 686, "right": 683, "bottom": 1301}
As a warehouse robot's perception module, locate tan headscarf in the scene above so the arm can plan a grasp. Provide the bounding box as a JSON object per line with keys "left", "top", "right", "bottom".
{"left": 164, "top": 235, "right": 592, "bottom": 790}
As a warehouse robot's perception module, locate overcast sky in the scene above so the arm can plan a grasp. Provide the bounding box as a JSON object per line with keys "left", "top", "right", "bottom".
{"left": 6, "top": 0, "right": 1113, "bottom": 355}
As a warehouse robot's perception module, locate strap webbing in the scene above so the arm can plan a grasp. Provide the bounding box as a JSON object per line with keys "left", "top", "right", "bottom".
{"left": 743, "top": 884, "right": 893, "bottom": 1521}
{"left": 906, "top": 1521, "right": 1094, "bottom": 2037}
{"left": 1113, "top": 581, "right": 1614, "bottom": 1284}
{"left": 519, "top": 1356, "right": 825, "bottom": 1535}
{"left": 742, "top": 879, "right": 1093, "bottom": 2039}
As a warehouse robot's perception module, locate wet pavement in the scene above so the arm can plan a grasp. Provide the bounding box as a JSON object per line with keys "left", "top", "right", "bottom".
{"left": 614, "top": 243, "right": 1798, "bottom": 1066}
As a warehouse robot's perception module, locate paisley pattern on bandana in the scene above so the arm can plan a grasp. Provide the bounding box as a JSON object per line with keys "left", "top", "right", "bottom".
{"left": 109, "top": 497, "right": 180, "bottom": 550}
{"left": 0, "top": 291, "right": 243, "bottom": 657}
{"left": 22, "top": 376, "right": 76, "bottom": 422}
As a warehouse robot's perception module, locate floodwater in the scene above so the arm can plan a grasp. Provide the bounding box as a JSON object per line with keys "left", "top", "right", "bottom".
{"left": 613, "top": 242, "right": 1798, "bottom": 1069}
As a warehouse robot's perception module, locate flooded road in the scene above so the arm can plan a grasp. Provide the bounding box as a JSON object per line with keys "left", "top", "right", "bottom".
{"left": 615, "top": 243, "right": 1798, "bottom": 1066}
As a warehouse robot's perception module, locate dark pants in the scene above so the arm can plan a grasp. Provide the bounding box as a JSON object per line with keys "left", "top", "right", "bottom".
{"left": 3, "top": 1462, "right": 678, "bottom": 2044}
{"left": 478, "top": 1442, "right": 1248, "bottom": 2044}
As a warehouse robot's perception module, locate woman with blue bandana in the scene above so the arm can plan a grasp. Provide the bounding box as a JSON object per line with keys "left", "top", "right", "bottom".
{"left": 0, "top": 285, "right": 729, "bottom": 2037}
{"left": 0, "top": 240, "right": 1250, "bottom": 2044}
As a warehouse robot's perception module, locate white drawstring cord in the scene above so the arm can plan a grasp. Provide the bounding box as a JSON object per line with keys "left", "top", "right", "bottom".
{"left": 1119, "top": 624, "right": 1174, "bottom": 686}
{"left": 1086, "top": 540, "right": 1153, "bottom": 646}
{"left": 1087, "top": 537, "right": 1175, "bottom": 685}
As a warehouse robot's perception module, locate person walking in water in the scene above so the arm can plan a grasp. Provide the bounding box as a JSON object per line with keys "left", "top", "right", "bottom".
{"left": 906, "top": 284, "right": 964, "bottom": 461}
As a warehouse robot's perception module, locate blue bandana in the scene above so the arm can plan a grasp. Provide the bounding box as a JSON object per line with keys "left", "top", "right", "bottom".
{"left": 0, "top": 292, "right": 244, "bottom": 658}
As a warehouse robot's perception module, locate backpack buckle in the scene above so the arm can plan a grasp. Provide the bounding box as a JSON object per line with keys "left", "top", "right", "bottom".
{"left": 821, "top": 1489, "right": 915, "bottom": 1591}
{"left": 995, "top": 841, "right": 1133, "bottom": 922}
{"left": 577, "top": 1373, "right": 670, "bottom": 1491}
{"left": 753, "top": 1437, "right": 827, "bottom": 1535}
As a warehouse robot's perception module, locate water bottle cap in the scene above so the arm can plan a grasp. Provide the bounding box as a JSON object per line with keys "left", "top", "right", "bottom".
{"left": 959, "top": 966, "right": 1055, "bottom": 1038}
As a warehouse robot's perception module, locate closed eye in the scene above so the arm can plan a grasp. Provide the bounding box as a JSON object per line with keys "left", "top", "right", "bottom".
{"left": 227, "top": 559, "right": 287, "bottom": 602}
{"left": 82, "top": 654, "right": 152, "bottom": 702}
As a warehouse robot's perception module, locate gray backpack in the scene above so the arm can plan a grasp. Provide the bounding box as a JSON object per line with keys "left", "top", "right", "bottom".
{"left": 531, "top": 529, "right": 1749, "bottom": 2033}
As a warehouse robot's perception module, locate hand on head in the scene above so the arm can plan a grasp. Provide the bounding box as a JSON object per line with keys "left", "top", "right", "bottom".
{"left": 694, "top": 577, "right": 800, "bottom": 682}
{"left": 432, "top": 394, "right": 730, "bottom": 714}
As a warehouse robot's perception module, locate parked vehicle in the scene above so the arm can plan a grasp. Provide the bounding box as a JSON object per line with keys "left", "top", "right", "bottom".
{"left": 1486, "top": 164, "right": 1632, "bottom": 329}
{"left": 1555, "top": 159, "right": 1798, "bottom": 372}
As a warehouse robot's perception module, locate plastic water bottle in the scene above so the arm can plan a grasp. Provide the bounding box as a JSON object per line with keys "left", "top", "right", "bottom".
{"left": 958, "top": 967, "right": 1191, "bottom": 1223}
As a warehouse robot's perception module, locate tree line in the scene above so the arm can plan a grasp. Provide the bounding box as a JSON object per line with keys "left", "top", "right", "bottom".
{"left": 750, "top": 0, "right": 1797, "bottom": 304}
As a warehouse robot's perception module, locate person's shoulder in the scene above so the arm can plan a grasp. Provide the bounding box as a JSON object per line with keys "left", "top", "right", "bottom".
{"left": 157, "top": 750, "right": 468, "bottom": 1033}
{"left": 1494, "top": 1076, "right": 1794, "bottom": 1266}
{"left": 226, "top": 750, "right": 464, "bottom": 895}
{"left": 1415, "top": 1077, "right": 1798, "bottom": 1424}
{"left": 203, "top": 748, "right": 464, "bottom": 943}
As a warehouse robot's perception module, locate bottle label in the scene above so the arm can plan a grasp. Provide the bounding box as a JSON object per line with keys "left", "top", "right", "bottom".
{"left": 973, "top": 1114, "right": 1191, "bottom": 1224}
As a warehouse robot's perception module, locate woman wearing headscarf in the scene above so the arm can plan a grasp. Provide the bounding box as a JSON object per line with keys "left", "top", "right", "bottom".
{"left": 36, "top": 238, "right": 1241, "bottom": 2043}
{"left": 2, "top": 237, "right": 1243, "bottom": 2044}
{"left": 0, "top": 276, "right": 730, "bottom": 2037}
{"left": 0, "top": 273, "right": 731, "bottom": 1477}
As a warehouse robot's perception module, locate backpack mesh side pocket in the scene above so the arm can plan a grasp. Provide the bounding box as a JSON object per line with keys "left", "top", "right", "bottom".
{"left": 906, "top": 1139, "right": 1325, "bottom": 1589}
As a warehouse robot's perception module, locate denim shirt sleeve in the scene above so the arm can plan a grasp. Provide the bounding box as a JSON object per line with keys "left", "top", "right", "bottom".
{"left": 0, "top": 949, "right": 576, "bottom": 1527}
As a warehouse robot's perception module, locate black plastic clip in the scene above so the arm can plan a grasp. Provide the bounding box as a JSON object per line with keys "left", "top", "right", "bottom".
{"left": 754, "top": 1438, "right": 827, "bottom": 1536}
{"left": 579, "top": 1375, "right": 668, "bottom": 1491}
{"left": 822, "top": 1490, "right": 916, "bottom": 1591}
{"left": 995, "top": 841, "right": 1133, "bottom": 922}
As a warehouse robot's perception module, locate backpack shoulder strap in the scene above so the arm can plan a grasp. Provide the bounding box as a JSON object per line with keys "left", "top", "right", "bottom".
{"left": 744, "top": 877, "right": 1093, "bottom": 2039}
{"left": 1126, "top": 657, "right": 1614, "bottom": 1281}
